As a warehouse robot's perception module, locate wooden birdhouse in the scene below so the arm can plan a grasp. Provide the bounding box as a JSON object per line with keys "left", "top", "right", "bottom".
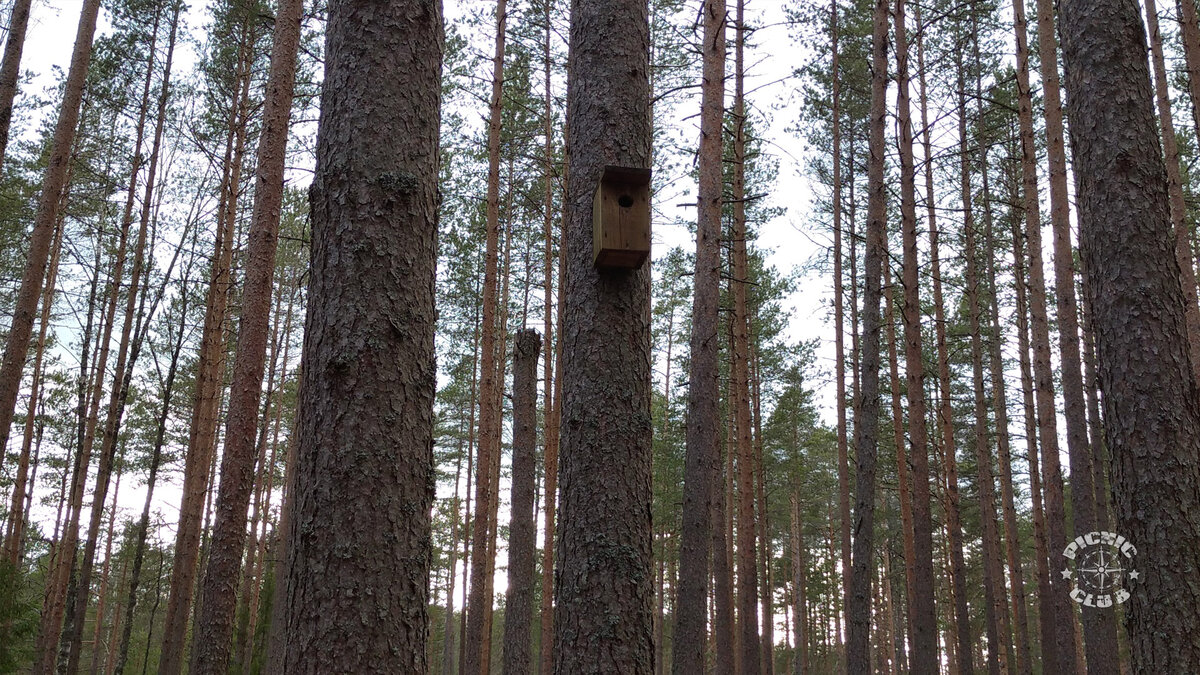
{"left": 593, "top": 165, "right": 651, "bottom": 269}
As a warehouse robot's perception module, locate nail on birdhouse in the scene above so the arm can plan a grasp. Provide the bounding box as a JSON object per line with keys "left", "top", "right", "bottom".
{"left": 593, "top": 165, "right": 651, "bottom": 269}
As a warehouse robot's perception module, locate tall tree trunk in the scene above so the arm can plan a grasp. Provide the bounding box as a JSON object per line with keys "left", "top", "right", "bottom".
{"left": 280, "top": 0, "right": 443, "bottom": 668}
{"left": 889, "top": 0, "right": 937, "bottom": 671}
{"left": 1011, "top": 209, "right": 1054, "bottom": 671}
{"left": 1146, "top": 0, "right": 1200, "bottom": 380}
{"left": 958, "top": 48, "right": 1010, "bottom": 674}
{"left": 1009, "top": 0, "right": 1071, "bottom": 666}
{"left": 65, "top": 10, "right": 180, "bottom": 668}
{"left": 0, "top": 0, "right": 101, "bottom": 457}
{"left": 159, "top": 17, "right": 253, "bottom": 669}
{"left": 829, "top": 0, "right": 852, "bottom": 636}
{"left": 1030, "top": 0, "right": 1085, "bottom": 667}
{"left": 189, "top": 0, "right": 303, "bottom": 666}
{"left": 791, "top": 494, "right": 808, "bottom": 675}
{"left": 37, "top": 11, "right": 161, "bottom": 667}
{"left": 1059, "top": 0, "right": 1200, "bottom": 669}
{"left": 846, "top": 0, "right": 888, "bottom": 667}
{"left": 673, "top": 1, "right": 724, "bottom": 667}
{"left": 0, "top": 0, "right": 33, "bottom": 168}
{"left": 554, "top": 0, "right": 653, "bottom": 670}
{"left": 463, "top": 3, "right": 508, "bottom": 671}
{"left": 882, "top": 240, "right": 917, "bottom": 668}
{"left": 502, "top": 329, "right": 541, "bottom": 675}
{"left": 988, "top": 139, "right": 1033, "bottom": 675}
{"left": 3, "top": 210, "right": 63, "bottom": 564}
{"left": 730, "top": 2, "right": 760, "bottom": 672}
{"left": 917, "top": 16, "right": 973, "bottom": 675}
{"left": 538, "top": 2, "right": 560, "bottom": 671}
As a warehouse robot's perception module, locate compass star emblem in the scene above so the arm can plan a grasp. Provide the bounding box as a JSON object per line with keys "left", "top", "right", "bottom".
{"left": 1062, "top": 531, "right": 1138, "bottom": 608}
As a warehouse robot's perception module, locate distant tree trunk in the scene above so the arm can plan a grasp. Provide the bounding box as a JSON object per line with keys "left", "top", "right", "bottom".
{"left": 0, "top": 0, "right": 32, "bottom": 168}
{"left": 502, "top": 329, "right": 541, "bottom": 675}
{"left": 0, "top": 0, "right": 101, "bottom": 520}
{"left": 958, "top": 49, "right": 1010, "bottom": 674}
{"left": 791, "top": 494, "right": 808, "bottom": 675}
{"left": 1145, "top": 0, "right": 1200, "bottom": 380}
{"left": 730, "top": 2, "right": 760, "bottom": 673}
{"left": 989, "top": 135, "right": 1033, "bottom": 675}
{"left": 65, "top": 10, "right": 180, "bottom": 669}
{"left": 1009, "top": 0, "right": 1068, "bottom": 667}
{"left": 3, "top": 210, "right": 63, "bottom": 565}
{"left": 1059, "top": 0, "right": 1200, "bottom": 669}
{"left": 889, "top": 1, "right": 936, "bottom": 671}
{"left": 713, "top": 430, "right": 736, "bottom": 675}
{"left": 280, "top": 0, "right": 443, "bottom": 668}
{"left": 830, "top": 0, "right": 852, "bottom": 637}
{"left": 538, "top": 2, "right": 560, "bottom": 671}
{"left": 846, "top": 0, "right": 887, "bottom": 667}
{"left": 463, "top": 3, "right": 508, "bottom": 672}
{"left": 159, "top": 19, "right": 253, "bottom": 670}
{"left": 553, "top": 0, "right": 653, "bottom": 670}
{"left": 1030, "top": 0, "right": 1083, "bottom": 667}
{"left": 1176, "top": 0, "right": 1200, "bottom": 146}
{"left": 189, "top": 0, "right": 303, "bottom": 666}
{"left": 0, "top": 0, "right": 100, "bottom": 461}
{"left": 1011, "top": 207, "right": 1054, "bottom": 671}
{"left": 672, "top": 2, "right": 723, "bottom": 672}
{"left": 114, "top": 243, "right": 191, "bottom": 675}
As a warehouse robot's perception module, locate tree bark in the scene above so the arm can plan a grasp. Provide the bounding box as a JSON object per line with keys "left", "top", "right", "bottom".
{"left": 730, "top": 3, "right": 759, "bottom": 673}
{"left": 1145, "top": 0, "right": 1200, "bottom": 381}
{"left": 188, "top": 0, "right": 303, "bottom": 666}
{"left": 553, "top": 0, "right": 653, "bottom": 671}
{"left": 0, "top": 0, "right": 101, "bottom": 468}
{"left": 988, "top": 139, "right": 1033, "bottom": 675}
{"left": 846, "top": 0, "right": 888, "bottom": 667}
{"left": 279, "top": 0, "right": 442, "bottom": 669}
{"left": 463, "top": 3, "right": 508, "bottom": 672}
{"left": 889, "top": 1, "right": 937, "bottom": 671}
{"left": 0, "top": 0, "right": 32, "bottom": 168}
{"left": 1059, "top": 0, "right": 1200, "bottom": 669}
{"left": 159, "top": 17, "right": 254, "bottom": 669}
{"left": 672, "top": 2, "right": 723, "bottom": 672}
{"left": 502, "top": 329, "right": 541, "bottom": 675}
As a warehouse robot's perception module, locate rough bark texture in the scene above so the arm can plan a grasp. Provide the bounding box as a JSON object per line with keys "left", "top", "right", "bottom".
{"left": 189, "top": 0, "right": 303, "bottom": 667}
{"left": 1058, "top": 0, "right": 1200, "bottom": 669}
{"left": 279, "top": 0, "right": 442, "bottom": 669}
{"left": 463, "top": 3, "right": 507, "bottom": 671}
{"left": 0, "top": 0, "right": 100, "bottom": 491}
{"left": 553, "top": 0, "right": 653, "bottom": 671}
{"left": 672, "top": 1, "right": 723, "bottom": 672}
{"left": 1034, "top": 0, "right": 1122, "bottom": 666}
{"left": 846, "top": 0, "right": 887, "bottom": 668}
{"left": 502, "top": 329, "right": 541, "bottom": 675}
